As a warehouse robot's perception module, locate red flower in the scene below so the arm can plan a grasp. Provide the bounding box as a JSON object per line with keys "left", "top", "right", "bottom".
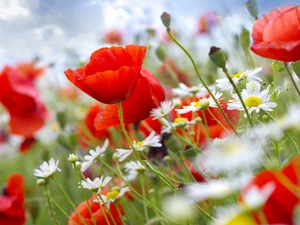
{"left": 94, "top": 68, "right": 165, "bottom": 130}
{"left": 103, "top": 30, "right": 123, "bottom": 44}
{"left": 0, "top": 66, "right": 48, "bottom": 138}
{"left": 0, "top": 174, "right": 26, "bottom": 225}
{"left": 64, "top": 45, "right": 147, "bottom": 104}
{"left": 68, "top": 195, "right": 123, "bottom": 225}
{"left": 78, "top": 104, "right": 111, "bottom": 150}
{"left": 16, "top": 62, "right": 44, "bottom": 81}
{"left": 251, "top": 5, "right": 300, "bottom": 62}
{"left": 19, "top": 137, "right": 36, "bottom": 153}
{"left": 241, "top": 155, "right": 300, "bottom": 224}
{"left": 139, "top": 116, "right": 162, "bottom": 137}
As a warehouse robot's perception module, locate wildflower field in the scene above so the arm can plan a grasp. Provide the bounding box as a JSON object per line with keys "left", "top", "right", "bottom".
{"left": 1, "top": 1, "right": 300, "bottom": 225}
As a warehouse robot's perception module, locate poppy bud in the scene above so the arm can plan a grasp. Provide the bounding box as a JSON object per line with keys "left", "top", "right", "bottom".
{"left": 245, "top": 0, "right": 259, "bottom": 19}
{"left": 292, "top": 61, "right": 300, "bottom": 79}
{"left": 164, "top": 133, "right": 183, "bottom": 153}
{"left": 161, "top": 12, "right": 171, "bottom": 29}
{"left": 155, "top": 46, "right": 166, "bottom": 62}
{"left": 208, "top": 46, "right": 227, "bottom": 69}
{"left": 240, "top": 28, "right": 251, "bottom": 51}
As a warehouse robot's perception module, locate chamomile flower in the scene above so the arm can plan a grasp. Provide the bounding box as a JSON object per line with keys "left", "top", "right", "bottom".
{"left": 195, "top": 137, "right": 264, "bottom": 175}
{"left": 81, "top": 139, "right": 109, "bottom": 172}
{"left": 176, "top": 91, "right": 222, "bottom": 114}
{"left": 95, "top": 187, "right": 130, "bottom": 209}
{"left": 34, "top": 158, "right": 61, "bottom": 178}
{"left": 216, "top": 67, "right": 263, "bottom": 93}
{"left": 116, "top": 131, "right": 162, "bottom": 162}
{"left": 124, "top": 161, "right": 146, "bottom": 181}
{"left": 161, "top": 117, "right": 196, "bottom": 133}
{"left": 186, "top": 175, "right": 252, "bottom": 202}
{"left": 150, "top": 101, "right": 175, "bottom": 120}
{"left": 80, "top": 176, "right": 112, "bottom": 193}
{"left": 227, "top": 81, "right": 277, "bottom": 117}
{"left": 240, "top": 182, "right": 275, "bottom": 210}
{"left": 173, "top": 83, "right": 212, "bottom": 98}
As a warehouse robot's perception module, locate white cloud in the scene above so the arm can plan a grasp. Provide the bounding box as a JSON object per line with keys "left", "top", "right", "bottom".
{"left": 0, "top": 0, "right": 29, "bottom": 20}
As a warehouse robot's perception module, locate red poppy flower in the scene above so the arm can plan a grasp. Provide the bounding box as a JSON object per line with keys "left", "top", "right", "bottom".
{"left": 103, "top": 30, "right": 123, "bottom": 45}
{"left": 64, "top": 45, "right": 147, "bottom": 104}
{"left": 16, "top": 62, "right": 44, "bottom": 80}
{"left": 78, "top": 104, "right": 111, "bottom": 150}
{"left": 240, "top": 155, "right": 300, "bottom": 224}
{"left": 0, "top": 66, "right": 48, "bottom": 138}
{"left": 0, "top": 174, "right": 26, "bottom": 225}
{"left": 19, "top": 137, "right": 36, "bottom": 153}
{"left": 68, "top": 195, "right": 124, "bottom": 225}
{"left": 251, "top": 5, "right": 300, "bottom": 62}
{"left": 94, "top": 68, "right": 165, "bottom": 130}
{"left": 139, "top": 116, "right": 162, "bottom": 137}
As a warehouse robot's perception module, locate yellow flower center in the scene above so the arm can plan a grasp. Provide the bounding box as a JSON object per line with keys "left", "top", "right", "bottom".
{"left": 106, "top": 191, "right": 119, "bottom": 200}
{"left": 174, "top": 117, "right": 188, "bottom": 124}
{"left": 245, "top": 96, "right": 262, "bottom": 107}
{"left": 232, "top": 72, "right": 244, "bottom": 79}
{"left": 136, "top": 141, "right": 144, "bottom": 148}
{"left": 193, "top": 101, "right": 201, "bottom": 107}
{"left": 51, "top": 122, "right": 61, "bottom": 132}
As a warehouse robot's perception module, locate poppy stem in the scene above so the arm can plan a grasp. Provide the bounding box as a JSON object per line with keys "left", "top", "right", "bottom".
{"left": 74, "top": 168, "right": 97, "bottom": 225}
{"left": 207, "top": 108, "right": 232, "bottom": 135}
{"left": 222, "top": 67, "right": 254, "bottom": 127}
{"left": 42, "top": 185, "right": 61, "bottom": 225}
{"left": 284, "top": 63, "right": 300, "bottom": 97}
{"left": 200, "top": 109, "right": 211, "bottom": 140}
{"left": 166, "top": 29, "right": 239, "bottom": 137}
{"left": 140, "top": 175, "right": 149, "bottom": 222}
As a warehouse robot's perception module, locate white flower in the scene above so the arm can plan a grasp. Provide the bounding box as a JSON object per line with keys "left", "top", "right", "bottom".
{"left": 227, "top": 81, "right": 277, "bottom": 117}
{"left": 173, "top": 83, "right": 212, "bottom": 98}
{"left": 162, "top": 195, "right": 195, "bottom": 221}
{"left": 124, "top": 161, "right": 146, "bottom": 181}
{"left": 34, "top": 158, "right": 61, "bottom": 178}
{"left": 176, "top": 91, "right": 222, "bottom": 114}
{"left": 150, "top": 101, "right": 175, "bottom": 120}
{"left": 94, "top": 187, "right": 130, "bottom": 209}
{"left": 240, "top": 182, "right": 275, "bottom": 210}
{"left": 132, "top": 131, "right": 161, "bottom": 151}
{"left": 81, "top": 139, "right": 109, "bottom": 172}
{"left": 80, "top": 176, "right": 112, "bottom": 193}
{"left": 116, "top": 149, "right": 133, "bottom": 162}
{"left": 195, "top": 137, "right": 265, "bottom": 175}
{"left": 216, "top": 67, "right": 263, "bottom": 93}
{"left": 116, "top": 131, "right": 161, "bottom": 162}
{"left": 161, "top": 117, "right": 196, "bottom": 133}
{"left": 186, "top": 175, "right": 252, "bottom": 202}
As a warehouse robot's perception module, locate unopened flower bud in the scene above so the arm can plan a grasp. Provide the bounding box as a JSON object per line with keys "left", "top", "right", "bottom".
{"left": 292, "top": 61, "right": 300, "bottom": 79}
{"left": 164, "top": 134, "right": 183, "bottom": 153}
{"left": 155, "top": 46, "right": 166, "bottom": 62}
{"left": 36, "top": 178, "right": 46, "bottom": 186}
{"left": 209, "top": 46, "right": 227, "bottom": 69}
{"left": 68, "top": 153, "right": 79, "bottom": 163}
{"left": 75, "top": 161, "right": 82, "bottom": 170}
{"left": 111, "top": 186, "right": 121, "bottom": 192}
{"left": 194, "top": 117, "right": 202, "bottom": 124}
{"left": 164, "top": 156, "right": 171, "bottom": 164}
{"left": 240, "top": 28, "right": 251, "bottom": 51}
{"left": 161, "top": 12, "right": 171, "bottom": 29}
{"left": 112, "top": 153, "right": 119, "bottom": 160}
{"left": 148, "top": 189, "right": 155, "bottom": 195}
{"left": 262, "top": 115, "right": 269, "bottom": 122}
{"left": 245, "top": 0, "right": 259, "bottom": 19}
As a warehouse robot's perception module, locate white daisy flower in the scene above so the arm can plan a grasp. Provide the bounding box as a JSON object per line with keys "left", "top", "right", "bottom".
{"left": 216, "top": 67, "right": 263, "bottom": 93}
{"left": 116, "top": 149, "right": 133, "bottom": 162}
{"left": 150, "top": 101, "right": 175, "bottom": 120}
{"left": 195, "top": 137, "right": 264, "bottom": 175}
{"left": 240, "top": 182, "right": 275, "bottom": 210}
{"left": 161, "top": 117, "right": 196, "bottom": 133}
{"left": 81, "top": 139, "right": 109, "bottom": 172}
{"left": 34, "top": 158, "right": 61, "bottom": 178}
{"left": 227, "top": 81, "right": 277, "bottom": 117}
{"left": 124, "top": 161, "right": 146, "bottom": 181}
{"left": 176, "top": 91, "right": 222, "bottom": 114}
{"left": 95, "top": 187, "right": 130, "bottom": 209}
{"left": 116, "top": 131, "right": 161, "bottom": 162}
{"left": 132, "top": 131, "right": 162, "bottom": 151}
{"left": 80, "top": 176, "right": 112, "bottom": 193}
{"left": 173, "top": 83, "right": 212, "bottom": 98}
{"left": 186, "top": 175, "right": 252, "bottom": 202}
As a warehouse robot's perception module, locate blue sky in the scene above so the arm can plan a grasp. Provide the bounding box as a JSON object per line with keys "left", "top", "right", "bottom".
{"left": 0, "top": 0, "right": 297, "bottom": 68}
